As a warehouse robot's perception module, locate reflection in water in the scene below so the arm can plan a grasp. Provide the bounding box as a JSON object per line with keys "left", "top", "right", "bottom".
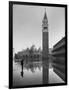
{"left": 21, "top": 71, "right": 24, "bottom": 78}
{"left": 13, "top": 59, "right": 42, "bottom": 87}
{"left": 20, "top": 59, "right": 24, "bottom": 78}
{"left": 23, "top": 61, "right": 42, "bottom": 73}
{"left": 13, "top": 57, "right": 64, "bottom": 87}
{"left": 42, "top": 58, "right": 49, "bottom": 84}
{"left": 13, "top": 58, "right": 49, "bottom": 87}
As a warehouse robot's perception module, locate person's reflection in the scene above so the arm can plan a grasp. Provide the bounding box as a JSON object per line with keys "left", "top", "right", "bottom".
{"left": 20, "top": 59, "right": 24, "bottom": 78}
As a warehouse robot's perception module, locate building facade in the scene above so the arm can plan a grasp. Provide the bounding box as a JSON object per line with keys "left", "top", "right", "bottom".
{"left": 52, "top": 37, "right": 65, "bottom": 81}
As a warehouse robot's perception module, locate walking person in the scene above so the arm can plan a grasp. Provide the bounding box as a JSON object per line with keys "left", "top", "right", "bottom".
{"left": 21, "top": 59, "right": 24, "bottom": 71}
{"left": 20, "top": 59, "right": 24, "bottom": 78}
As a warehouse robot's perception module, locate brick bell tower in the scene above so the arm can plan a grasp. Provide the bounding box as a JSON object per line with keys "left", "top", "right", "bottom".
{"left": 42, "top": 9, "right": 49, "bottom": 84}
{"left": 42, "top": 9, "right": 49, "bottom": 60}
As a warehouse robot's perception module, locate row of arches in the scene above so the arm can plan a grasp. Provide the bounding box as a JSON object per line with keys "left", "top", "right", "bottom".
{"left": 22, "top": 54, "right": 42, "bottom": 59}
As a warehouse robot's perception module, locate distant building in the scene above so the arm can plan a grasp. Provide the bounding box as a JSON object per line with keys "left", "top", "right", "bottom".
{"left": 14, "top": 48, "right": 42, "bottom": 62}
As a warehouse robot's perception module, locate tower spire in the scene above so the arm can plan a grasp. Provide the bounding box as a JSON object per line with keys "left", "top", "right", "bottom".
{"left": 42, "top": 8, "right": 48, "bottom": 29}
{"left": 44, "top": 8, "right": 47, "bottom": 20}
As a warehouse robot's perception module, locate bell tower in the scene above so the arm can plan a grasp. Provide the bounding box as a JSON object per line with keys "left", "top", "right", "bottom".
{"left": 42, "top": 9, "right": 49, "bottom": 84}
{"left": 42, "top": 9, "right": 49, "bottom": 59}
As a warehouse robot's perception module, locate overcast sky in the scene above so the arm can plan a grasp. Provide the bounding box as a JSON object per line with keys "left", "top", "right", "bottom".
{"left": 13, "top": 4, "right": 65, "bottom": 53}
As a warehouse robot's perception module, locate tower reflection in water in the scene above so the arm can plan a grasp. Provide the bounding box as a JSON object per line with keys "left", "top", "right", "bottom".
{"left": 19, "top": 57, "right": 49, "bottom": 85}
{"left": 42, "top": 57, "right": 49, "bottom": 84}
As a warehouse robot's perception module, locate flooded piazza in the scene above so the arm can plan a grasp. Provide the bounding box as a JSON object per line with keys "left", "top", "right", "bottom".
{"left": 13, "top": 58, "right": 64, "bottom": 87}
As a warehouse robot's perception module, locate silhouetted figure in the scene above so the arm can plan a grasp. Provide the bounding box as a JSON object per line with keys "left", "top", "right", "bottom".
{"left": 20, "top": 59, "right": 24, "bottom": 78}
{"left": 21, "top": 70, "right": 24, "bottom": 78}
{"left": 21, "top": 59, "right": 24, "bottom": 71}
